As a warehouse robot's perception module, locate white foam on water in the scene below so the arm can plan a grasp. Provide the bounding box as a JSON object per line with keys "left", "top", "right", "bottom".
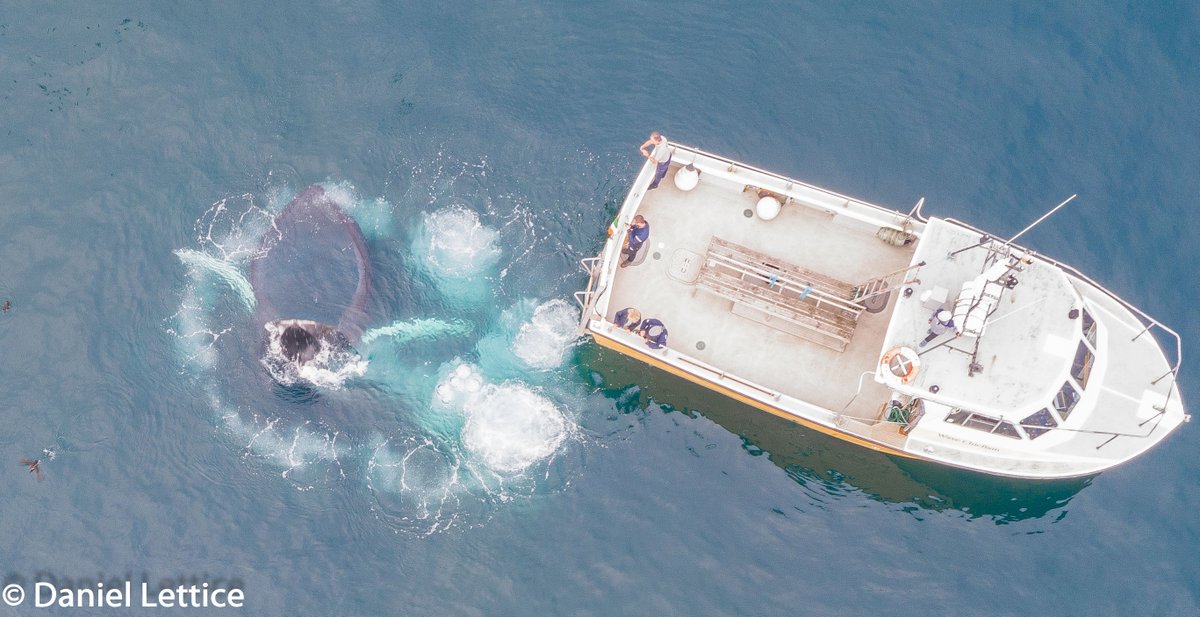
{"left": 366, "top": 359, "right": 579, "bottom": 534}
{"left": 418, "top": 206, "right": 502, "bottom": 279}
{"left": 174, "top": 249, "right": 257, "bottom": 312}
{"left": 319, "top": 180, "right": 394, "bottom": 240}
{"left": 432, "top": 362, "right": 487, "bottom": 409}
{"left": 294, "top": 353, "right": 369, "bottom": 390}
{"left": 168, "top": 196, "right": 268, "bottom": 371}
{"left": 171, "top": 295, "right": 212, "bottom": 369}
{"left": 168, "top": 263, "right": 236, "bottom": 371}
{"left": 429, "top": 363, "right": 571, "bottom": 474}
{"left": 360, "top": 317, "right": 472, "bottom": 346}
{"left": 171, "top": 189, "right": 365, "bottom": 490}
{"left": 194, "top": 193, "right": 280, "bottom": 262}
{"left": 170, "top": 180, "right": 580, "bottom": 526}
{"left": 475, "top": 299, "right": 581, "bottom": 381}
{"left": 455, "top": 378, "right": 570, "bottom": 475}
{"left": 512, "top": 299, "right": 581, "bottom": 370}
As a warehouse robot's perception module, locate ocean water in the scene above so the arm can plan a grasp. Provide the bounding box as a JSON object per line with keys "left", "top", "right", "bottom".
{"left": 1, "top": 2, "right": 1198, "bottom": 615}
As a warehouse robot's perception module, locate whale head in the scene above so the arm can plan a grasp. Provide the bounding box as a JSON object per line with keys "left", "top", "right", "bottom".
{"left": 250, "top": 186, "right": 371, "bottom": 378}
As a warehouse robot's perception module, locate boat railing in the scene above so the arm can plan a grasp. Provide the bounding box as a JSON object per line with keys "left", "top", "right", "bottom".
{"left": 672, "top": 143, "right": 912, "bottom": 223}
{"left": 675, "top": 356, "right": 783, "bottom": 401}
{"left": 583, "top": 156, "right": 665, "bottom": 323}
{"left": 574, "top": 255, "right": 604, "bottom": 333}
{"left": 942, "top": 216, "right": 1184, "bottom": 381}
{"left": 582, "top": 314, "right": 787, "bottom": 403}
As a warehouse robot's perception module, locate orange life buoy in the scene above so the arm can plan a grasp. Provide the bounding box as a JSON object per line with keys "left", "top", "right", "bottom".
{"left": 881, "top": 346, "right": 920, "bottom": 384}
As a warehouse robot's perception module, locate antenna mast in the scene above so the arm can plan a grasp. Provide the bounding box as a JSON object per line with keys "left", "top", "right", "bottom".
{"left": 1003, "top": 194, "right": 1078, "bottom": 248}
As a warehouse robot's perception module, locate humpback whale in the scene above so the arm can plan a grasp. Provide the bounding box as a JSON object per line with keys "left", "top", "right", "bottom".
{"left": 250, "top": 186, "right": 371, "bottom": 368}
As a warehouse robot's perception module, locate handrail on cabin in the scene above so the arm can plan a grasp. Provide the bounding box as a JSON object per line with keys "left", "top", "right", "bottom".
{"left": 942, "top": 217, "right": 1183, "bottom": 379}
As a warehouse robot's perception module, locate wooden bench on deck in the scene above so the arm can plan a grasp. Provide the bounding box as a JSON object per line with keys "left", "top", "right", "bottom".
{"left": 695, "top": 237, "right": 864, "bottom": 352}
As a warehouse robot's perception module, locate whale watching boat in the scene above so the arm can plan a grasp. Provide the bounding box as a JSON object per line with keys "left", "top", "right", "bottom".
{"left": 575, "top": 141, "right": 1187, "bottom": 479}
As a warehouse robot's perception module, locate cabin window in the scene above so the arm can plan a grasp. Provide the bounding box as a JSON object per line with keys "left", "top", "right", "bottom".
{"left": 991, "top": 421, "right": 1023, "bottom": 439}
{"left": 1052, "top": 381, "right": 1081, "bottom": 420}
{"left": 1021, "top": 409, "right": 1058, "bottom": 439}
{"left": 1071, "top": 342, "right": 1094, "bottom": 389}
{"left": 944, "top": 409, "right": 1022, "bottom": 440}
{"left": 962, "top": 414, "right": 997, "bottom": 432}
{"left": 1081, "top": 309, "right": 1097, "bottom": 349}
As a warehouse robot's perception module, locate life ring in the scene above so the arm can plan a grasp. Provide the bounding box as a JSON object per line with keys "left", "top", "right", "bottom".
{"left": 880, "top": 346, "right": 920, "bottom": 384}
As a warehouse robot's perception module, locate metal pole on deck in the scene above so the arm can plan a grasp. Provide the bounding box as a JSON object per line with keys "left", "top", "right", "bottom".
{"left": 1004, "top": 194, "right": 1078, "bottom": 247}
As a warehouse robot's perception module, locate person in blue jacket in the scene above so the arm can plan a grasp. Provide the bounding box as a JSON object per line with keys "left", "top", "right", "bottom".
{"left": 620, "top": 215, "right": 650, "bottom": 267}
{"left": 638, "top": 318, "right": 668, "bottom": 349}
{"left": 614, "top": 307, "right": 642, "bottom": 332}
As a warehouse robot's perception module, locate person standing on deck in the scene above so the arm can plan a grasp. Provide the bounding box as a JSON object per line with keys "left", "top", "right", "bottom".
{"left": 640, "top": 132, "right": 673, "bottom": 190}
{"left": 919, "top": 309, "right": 959, "bottom": 348}
{"left": 620, "top": 215, "right": 650, "bottom": 267}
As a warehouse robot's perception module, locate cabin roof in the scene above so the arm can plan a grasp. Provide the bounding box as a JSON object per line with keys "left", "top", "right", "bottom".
{"left": 883, "top": 218, "right": 1081, "bottom": 419}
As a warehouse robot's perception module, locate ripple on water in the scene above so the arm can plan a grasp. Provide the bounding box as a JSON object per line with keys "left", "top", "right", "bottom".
{"left": 366, "top": 434, "right": 474, "bottom": 535}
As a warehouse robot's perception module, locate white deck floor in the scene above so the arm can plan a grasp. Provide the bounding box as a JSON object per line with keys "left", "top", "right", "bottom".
{"left": 603, "top": 170, "right": 916, "bottom": 422}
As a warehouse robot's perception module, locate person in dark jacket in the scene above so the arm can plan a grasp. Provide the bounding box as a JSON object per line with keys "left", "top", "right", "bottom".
{"left": 638, "top": 318, "right": 668, "bottom": 349}
{"left": 620, "top": 215, "right": 650, "bottom": 267}
{"left": 614, "top": 307, "right": 642, "bottom": 331}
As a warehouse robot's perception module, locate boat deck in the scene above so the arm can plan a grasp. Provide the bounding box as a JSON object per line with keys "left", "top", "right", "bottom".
{"left": 603, "top": 166, "right": 916, "bottom": 422}
{"left": 584, "top": 144, "right": 1187, "bottom": 477}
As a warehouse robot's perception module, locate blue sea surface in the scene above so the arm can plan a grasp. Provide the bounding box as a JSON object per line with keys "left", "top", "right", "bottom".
{"left": 1, "top": 2, "right": 1198, "bottom": 615}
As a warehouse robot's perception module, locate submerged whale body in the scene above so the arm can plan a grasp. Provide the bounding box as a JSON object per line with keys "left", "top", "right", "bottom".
{"left": 250, "top": 186, "right": 371, "bottom": 368}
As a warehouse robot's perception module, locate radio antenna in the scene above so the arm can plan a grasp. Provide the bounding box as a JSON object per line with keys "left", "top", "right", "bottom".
{"left": 1004, "top": 194, "right": 1078, "bottom": 247}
